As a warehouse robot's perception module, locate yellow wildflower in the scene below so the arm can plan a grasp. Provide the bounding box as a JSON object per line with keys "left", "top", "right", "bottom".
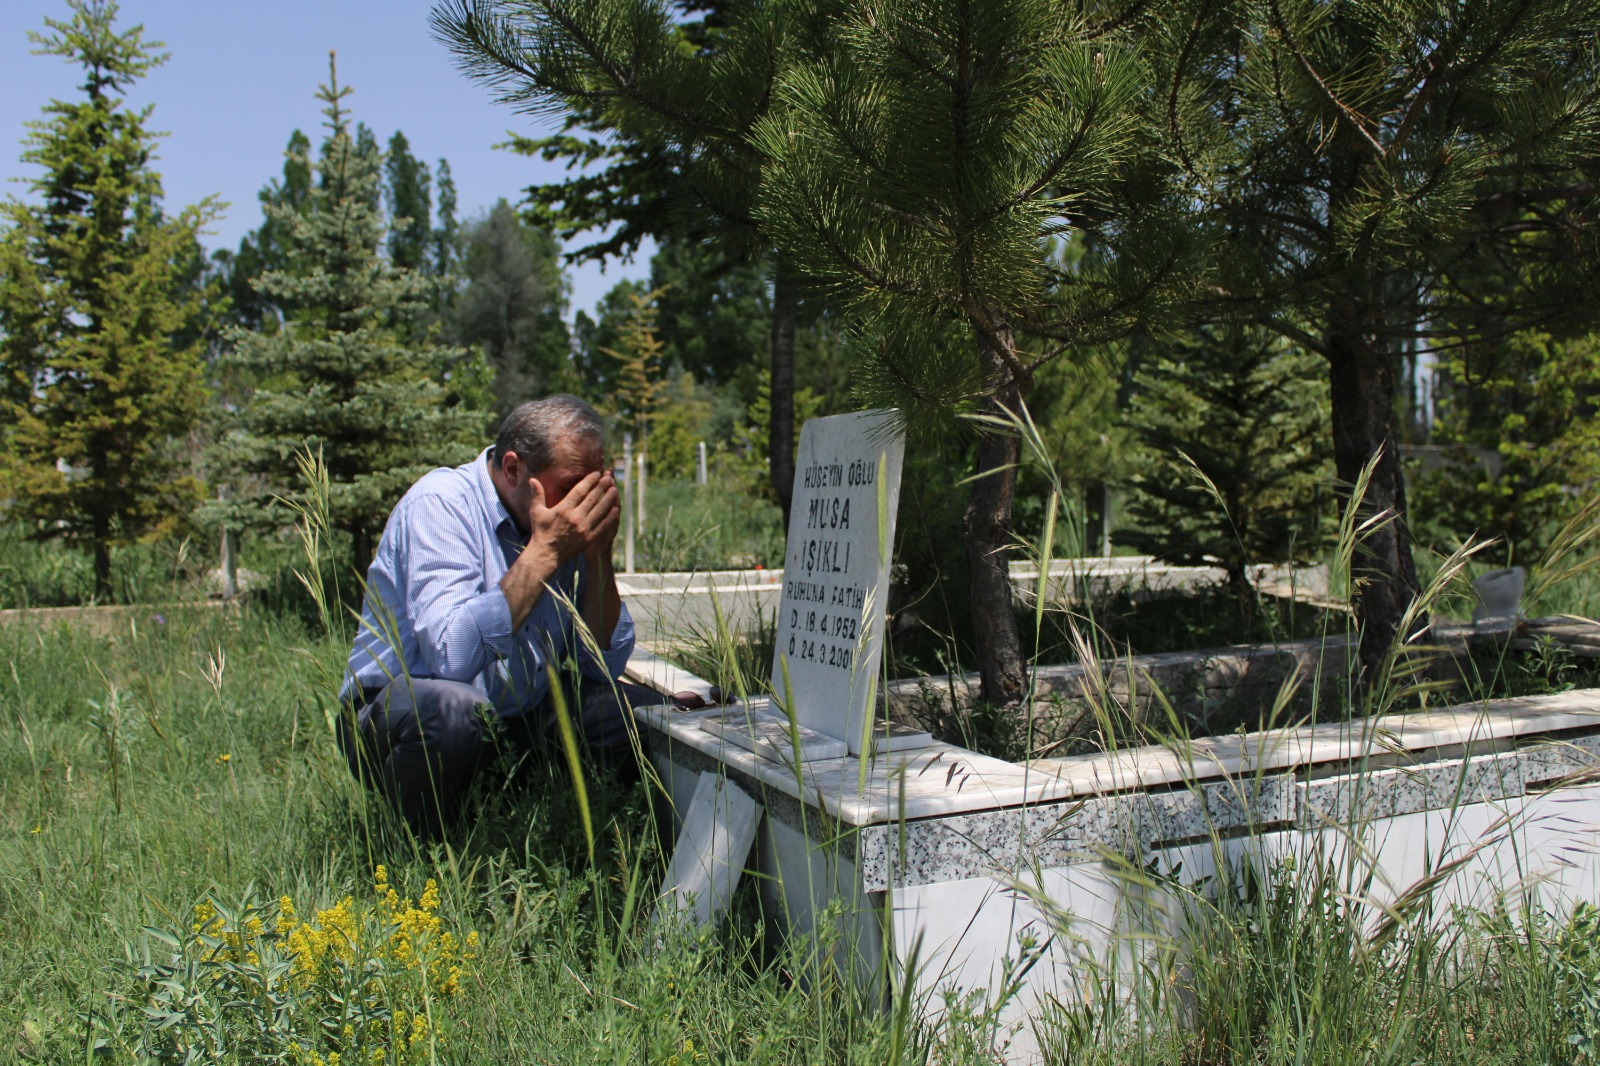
{"left": 276, "top": 895, "right": 298, "bottom": 937}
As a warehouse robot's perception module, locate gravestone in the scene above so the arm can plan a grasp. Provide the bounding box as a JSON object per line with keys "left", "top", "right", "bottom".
{"left": 707, "top": 409, "right": 929, "bottom": 759}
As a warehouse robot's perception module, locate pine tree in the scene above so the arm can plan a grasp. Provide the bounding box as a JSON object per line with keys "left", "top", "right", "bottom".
{"left": 751, "top": 0, "right": 1192, "bottom": 710}
{"left": 434, "top": 0, "right": 841, "bottom": 523}
{"left": 1157, "top": 0, "right": 1600, "bottom": 679}
{"left": 0, "top": 0, "right": 218, "bottom": 599}
{"left": 1118, "top": 326, "right": 1332, "bottom": 610}
{"left": 217, "top": 55, "right": 489, "bottom": 574}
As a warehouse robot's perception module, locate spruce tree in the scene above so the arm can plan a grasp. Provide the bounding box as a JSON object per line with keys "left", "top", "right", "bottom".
{"left": 218, "top": 56, "right": 489, "bottom": 574}
{"left": 0, "top": 0, "right": 217, "bottom": 599}
{"left": 1118, "top": 326, "right": 1331, "bottom": 609}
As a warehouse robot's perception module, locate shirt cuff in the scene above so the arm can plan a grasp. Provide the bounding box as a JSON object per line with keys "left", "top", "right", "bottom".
{"left": 582, "top": 601, "right": 637, "bottom": 681}
{"left": 461, "top": 587, "right": 516, "bottom": 659}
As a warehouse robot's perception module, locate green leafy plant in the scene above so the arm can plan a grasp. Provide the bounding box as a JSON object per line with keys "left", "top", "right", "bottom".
{"left": 96, "top": 871, "right": 477, "bottom": 1065}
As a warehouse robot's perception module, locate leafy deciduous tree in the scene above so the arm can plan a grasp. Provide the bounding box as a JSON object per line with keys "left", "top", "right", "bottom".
{"left": 445, "top": 198, "right": 571, "bottom": 414}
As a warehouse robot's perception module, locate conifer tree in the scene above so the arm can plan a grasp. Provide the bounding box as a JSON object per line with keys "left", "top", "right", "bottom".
{"left": 432, "top": 159, "right": 460, "bottom": 280}
{"left": 0, "top": 0, "right": 218, "bottom": 599}
{"left": 1157, "top": 0, "right": 1600, "bottom": 678}
{"left": 751, "top": 0, "right": 1193, "bottom": 709}
{"left": 602, "top": 288, "right": 668, "bottom": 447}
{"left": 218, "top": 55, "right": 489, "bottom": 574}
{"left": 385, "top": 131, "right": 433, "bottom": 273}
{"left": 211, "top": 129, "right": 312, "bottom": 333}
{"left": 1118, "top": 326, "right": 1331, "bottom": 610}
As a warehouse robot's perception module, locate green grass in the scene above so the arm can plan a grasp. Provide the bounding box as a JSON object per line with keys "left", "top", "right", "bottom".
{"left": 0, "top": 602, "right": 944, "bottom": 1063}
{"left": 632, "top": 476, "right": 787, "bottom": 573}
{"left": 0, "top": 524, "right": 200, "bottom": 608}
{"left": 0, "top": 521, "right": 318, "bottom": 610}
{"left": 2, "top": 600, "right": 1596, "bottom": 1063}
{"left": 3, "top": 451, "right": 1598, "bottom": 1062}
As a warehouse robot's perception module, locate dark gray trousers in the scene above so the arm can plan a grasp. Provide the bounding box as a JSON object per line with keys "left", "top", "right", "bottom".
{"left": 337, "top": 675, "right": 661, "bottom": 835}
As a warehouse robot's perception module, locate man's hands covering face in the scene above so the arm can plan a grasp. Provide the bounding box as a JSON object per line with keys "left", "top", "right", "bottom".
{"left": 528, "top": 470, "right": 620, "bottom": 563}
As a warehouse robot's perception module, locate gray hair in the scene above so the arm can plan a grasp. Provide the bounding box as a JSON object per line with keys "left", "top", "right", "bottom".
{"left": 493, "top": 395, "right": 605, "bottom": 472}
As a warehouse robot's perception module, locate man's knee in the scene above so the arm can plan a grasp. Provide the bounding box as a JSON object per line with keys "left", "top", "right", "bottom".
{"left": 574, "top": 678, "right": 660, "bottom": 753}
{"left": 346, "top": 677, "right": 493, "bottom": 798}
{"left": 397, "top": 678, "right": 495, "bottom": 766}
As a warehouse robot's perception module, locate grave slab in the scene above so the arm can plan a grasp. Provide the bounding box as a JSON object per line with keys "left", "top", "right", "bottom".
{"left": 625, "top": 409, "right": 1600, "bottom": 1063}
{"left": 655, "top": 770, "right": 762, "bottom": 930}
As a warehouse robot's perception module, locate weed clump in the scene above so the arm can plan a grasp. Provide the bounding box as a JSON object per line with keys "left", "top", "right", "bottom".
{"left": 95, "top": 867, "right": 477, "bottom": 1064}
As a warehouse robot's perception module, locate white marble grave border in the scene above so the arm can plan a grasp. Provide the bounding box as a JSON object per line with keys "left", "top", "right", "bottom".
{"left": 637, "top": 690, "right": 1600, "bottom": 892}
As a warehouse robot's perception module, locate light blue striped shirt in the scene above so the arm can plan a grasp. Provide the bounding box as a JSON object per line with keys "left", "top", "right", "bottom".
{"left": 342, "top": 447, "right": 635, "bottom": 715}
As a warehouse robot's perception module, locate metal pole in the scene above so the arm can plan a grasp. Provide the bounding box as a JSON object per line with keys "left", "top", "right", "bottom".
{"left": 622, "top": 433, "right": 636, "bottom": 574}
{"left": 696, "top": 441, "right": 708, "bottom": 486}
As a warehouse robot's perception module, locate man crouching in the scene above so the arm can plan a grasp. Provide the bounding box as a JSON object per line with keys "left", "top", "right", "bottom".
{"left": 339, "top": 394, "right": 653, "bottom": 835}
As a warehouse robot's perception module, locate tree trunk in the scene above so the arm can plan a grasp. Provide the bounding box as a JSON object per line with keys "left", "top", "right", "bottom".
{"left": 352, "top": 524, "right": 373, "bottom": 583}
{"left": 92, "top": 510, "right": 113, "bottom": 602}
{"left": 768, "top": 259, "right": 798, "bottom": 527}
{"left": 966, "top": 326, "right": 1027, "bottom": 711}
{"left": 1326, "top": 306, "right": 1424, "bottom": 687}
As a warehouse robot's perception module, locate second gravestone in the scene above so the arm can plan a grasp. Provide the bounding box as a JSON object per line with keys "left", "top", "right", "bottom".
{"left": 705, "top": 409, "right": 928, "bottom": 760}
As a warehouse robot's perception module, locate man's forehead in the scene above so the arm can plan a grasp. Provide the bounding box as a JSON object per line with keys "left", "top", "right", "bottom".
{"left": 550, "top": 434, "right": 604, "bottom": 469}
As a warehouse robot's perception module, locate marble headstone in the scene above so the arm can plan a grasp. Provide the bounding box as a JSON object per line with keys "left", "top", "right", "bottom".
{"left": 705, "top": 409, "right": 926, "bottom": 760}
{"left": 775, "top": 410, "right": 913, "bottom": 754}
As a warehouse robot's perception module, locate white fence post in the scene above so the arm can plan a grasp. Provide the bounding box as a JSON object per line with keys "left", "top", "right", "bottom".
{"left": 218, "top": 484, "right": 238, "bottom": 599}
{"left": 636, "top": 449, "right": 647, "bottom": 533}
{"left": 622, "top": 433, "right": 636, "bottom": 574}
{"left": 1100, "top": 483, "right": 1113, "bottom": 558}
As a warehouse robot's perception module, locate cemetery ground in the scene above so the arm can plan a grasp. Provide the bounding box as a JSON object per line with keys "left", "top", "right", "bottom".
{"left": 4, "top": 482, "right": 1600, "bottom": 1062}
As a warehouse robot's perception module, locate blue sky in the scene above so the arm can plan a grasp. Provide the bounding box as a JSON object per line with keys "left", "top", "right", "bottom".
{"left": 0, "top": 1, "right": 653, "bottom": 321}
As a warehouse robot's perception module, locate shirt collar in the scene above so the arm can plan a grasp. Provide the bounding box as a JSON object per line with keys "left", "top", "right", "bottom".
{"left": 472, "top": 447, "right": 520, "bottom": 536}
